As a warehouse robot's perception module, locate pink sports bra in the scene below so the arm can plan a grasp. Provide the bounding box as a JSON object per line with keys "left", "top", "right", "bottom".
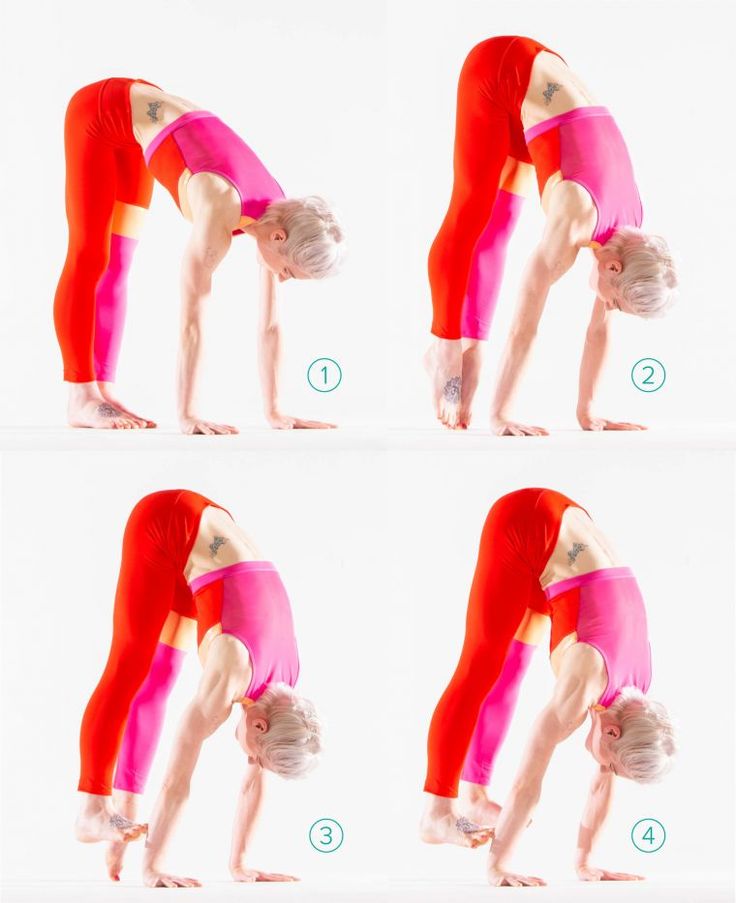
{"left": 545, "top": 566, "right": 652, "bottom": 707}
{"left": 144, "top": 111, "right": 285, "bottom": 235}
{"left": 190, "top": 561, "right": 300, "bottom": 701}
{"left": 524, "top": 106, "right": 643, "bottom": 246}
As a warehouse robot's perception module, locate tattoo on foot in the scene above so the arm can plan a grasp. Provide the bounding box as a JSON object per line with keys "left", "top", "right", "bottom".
{"left": 209, "top": 536, "right": 228, "bottom": 558}
{"left": 146, "top": 101, "right": 162, "bottom": 123}
{"left": 109, "top": 813, "right": 135, "bottom": 830}
{"left": 96, "top": 403, "right": 121, "bottom": 418}
{"left": 542, "top": 82, "right": 563, "bottom": 105}
{"left": 567, "top": 541, "right": 588, "bottom": 565}
{"left": 443, "top": 376, "right": 461, "bottom": 404}
{"left": 456, "top": 816, "right": 483, "bottom": 834}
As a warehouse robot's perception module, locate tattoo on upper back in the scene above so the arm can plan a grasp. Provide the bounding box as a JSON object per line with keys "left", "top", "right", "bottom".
{"left": 146, "top": 101, "right": 163, "bottom": 123}
{"left": 443, "top": 376, "right": 461, "bottom": 404}
{"left": 209, "top": 536, "right": 228, "bottom": 558}
{"left": 543, "top": 82, "right": 563, "bottom": 105}
{"left": 567, "top": 541, "right": 588, "bottom": 565}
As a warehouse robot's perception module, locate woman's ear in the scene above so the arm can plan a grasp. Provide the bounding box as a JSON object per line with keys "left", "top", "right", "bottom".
{"left": 269, "top": 228, "right": 287, "bottom": 243}
{"left": 253, "top": 717, "right": 269, "bottom": 734}
{"left": 606, "top": 259, "right": 623, "bottom": 275}
{"left": 605, "top": 724, "right": 622, "bottom": 740}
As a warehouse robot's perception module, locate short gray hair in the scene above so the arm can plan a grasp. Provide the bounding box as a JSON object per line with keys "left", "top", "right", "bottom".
{"left": 608, "top": 688, "right": 676, "bottom": 783}
{"left": 260, "top": 196, "right": 345, "bottom": 279}
{"left": 604, "top": 227, "right": 678, "bottom": 318}
{"left": 252, "top": 683, "right": 322, "bottom": 779}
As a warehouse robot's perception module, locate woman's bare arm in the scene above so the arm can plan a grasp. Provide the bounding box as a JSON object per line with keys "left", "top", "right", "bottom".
{"left": 490, "top": 196, "right": 581, "bottom": 436}
{"left": 142, "top": 637, "right": 249, "bottom": 887}
{"left": 257, "top": 264, "right": 336, "bottom": 430}
{"left": 577, "top": 298, "right": 646, "bottom": 432}
{"left": 575, "top": 767, "right": 643, "bottom": 882}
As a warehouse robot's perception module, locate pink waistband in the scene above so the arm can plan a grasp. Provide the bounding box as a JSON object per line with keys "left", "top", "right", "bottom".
{"left": 144, "top": 110, "right": 216, "bottom": 165}
{"left": 544, "top": 566, "right": 635, "bottom": 601}
{"left": 189, "top": 560, "right": 277, "bottom": 594}
{"left": 524, "top": 105, "right": 611, "bottom": 143}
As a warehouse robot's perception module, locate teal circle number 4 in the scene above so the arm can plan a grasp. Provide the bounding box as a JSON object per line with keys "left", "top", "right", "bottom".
{"left": 309, "top": 818, "right": 344, "bottom": 853}
{"left": 307, "top": 358, "right": 342, "bottom": 393}
{"left": 631, "top": 818, "right": 666, "bottom": 853}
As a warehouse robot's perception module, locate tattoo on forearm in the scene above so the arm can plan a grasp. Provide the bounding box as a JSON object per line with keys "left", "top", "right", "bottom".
{"left": 209, "top": 536, "right": 228, "bottom": 558}
{"left": 146, "top": 101, "right": 163, "bottom": 123}
{"left": 567, "top": 542, "right": 588, "bottom": 565}
{"left": 443, "top": 376, "right": 461, "bottom": 404}
{"left": 542, "top": 82, "right": 563, "bottom": 105}
{"left": 96, "top": 403, "right": 120, "bottom": 418}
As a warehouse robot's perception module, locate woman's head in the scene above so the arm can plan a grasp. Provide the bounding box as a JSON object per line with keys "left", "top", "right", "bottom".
{"left": 255, "top": 196, "right": 345, "bottom": 282}
{"left": 585, "top": 689, "right": 676, "bottom": 783}
{"left": 590, "top": 228, "right": 678, "bottom": 317}
{"left": 236, "top": 683, "right": 322, "bottom": 779}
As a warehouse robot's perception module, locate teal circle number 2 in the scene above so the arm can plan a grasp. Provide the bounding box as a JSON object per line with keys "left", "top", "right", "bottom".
{"left": 307, "top": 358, "right": 342, "bottom": 393}
{"left": 631, "top": 358, "right": 666, "bottom": 393}
{"left": 631, "top": 818, "right": 666, "bottom": 853}
{"left": 308, "top": 818, "right": 344, "bottom": 853}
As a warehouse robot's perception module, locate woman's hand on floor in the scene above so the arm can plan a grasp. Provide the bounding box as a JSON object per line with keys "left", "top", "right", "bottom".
{"left": 267, "top": 411, "right": 336, "bottom": 430}
{"left": 231, "top": 866, "right": 299, "bottom": 882}
{"left": 578, "top": 413, "right": 646, "bottom": 432}
{"left": 180, "top": 416, "right": 239, "bottom": 435}
{"left": 491, "top": 418, "right": 549, "bottom": 437}
{"left": 143, "top": 868, "right": 202, "bottom": 888}
{"left": 577, "top": 864, "right": 644, "bottom": 882}
{"left": 487, "top": 866, "right": 547, "bottom": 887}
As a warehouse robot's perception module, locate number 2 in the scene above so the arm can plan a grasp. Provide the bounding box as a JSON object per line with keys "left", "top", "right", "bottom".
{"left": 641, "top": 366, "right": 655, "bottom": 385}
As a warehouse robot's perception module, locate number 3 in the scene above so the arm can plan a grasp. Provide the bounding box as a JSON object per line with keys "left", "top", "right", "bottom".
{"left": 320, "top": 825, "right": 333, "bottom": 845}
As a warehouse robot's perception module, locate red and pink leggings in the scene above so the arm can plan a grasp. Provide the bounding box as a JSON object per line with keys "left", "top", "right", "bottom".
{"left": 425, "top": 488, "right": 579, "bottom": 798}
{"left": 428, "top": 36, "right": 558, "bottom": 341}
{"left": 54, "top": 78, "right": 158, "bottom": 383}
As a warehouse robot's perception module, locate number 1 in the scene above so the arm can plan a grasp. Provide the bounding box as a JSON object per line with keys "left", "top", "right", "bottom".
{"left": 321, "top": 366, "right": 328, "bottom": 384}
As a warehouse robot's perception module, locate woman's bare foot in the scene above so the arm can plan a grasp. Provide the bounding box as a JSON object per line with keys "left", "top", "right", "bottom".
{"left": 105, "top": 789, "right": 140, "bottom": 880}
{"left": 98, "top": 381, "right": 156, "bottom": 428}
{"left": 106, "top": 842, "right": 127, "bottom": 881}
{"left": 421, "top": 793, "right": 492, "bottom": 848}
{"left": 459, "top": 783, "right": 502, "bottom": 829}
{"left": 75, "top": 808, "right": 147, "bottom": 843}
{"left": 424, "top": 339, "right": 463, "bottom": 429}
{"left": 420, "top": 811, "right": 493, "bottom": 848}
{"left": 67, "top": 383, "right": 146, "bottom": 430}
{"left": 458, "top": 340, "right": 484, "bottom": 429}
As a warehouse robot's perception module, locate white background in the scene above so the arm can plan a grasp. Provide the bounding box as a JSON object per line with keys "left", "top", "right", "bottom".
{"left": 1, "top": 449, "right": 733, "bottom": 892}
{"left": 388, "top": 0, "right": 736, "bottom": 430}
{"left": 0, "top": 0, "right": 387, "bottom": 430}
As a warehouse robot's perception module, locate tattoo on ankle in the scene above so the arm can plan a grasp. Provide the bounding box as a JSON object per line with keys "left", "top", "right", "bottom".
{"left": 443, "top": 376, "right": 461, "bottom": 404}
{"left": 209, "top": 536, "right": 228, "bottom": 558}
{"left": 567, "top": 541, "right": 588, "bottom": 565}
{"left": 542, "top": 82, "right": 562, "bottom": 105}
{"left": 146, "top": 101, "right": 162, "bottom": 122}
{"left": 96, "top": 403, "right": 120, "bottom": 418}
{"left": 109, "top": 813, "right": 134, "bottom": 830}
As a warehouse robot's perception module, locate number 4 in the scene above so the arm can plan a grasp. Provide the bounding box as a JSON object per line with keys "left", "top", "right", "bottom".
{"left": 643, "top": 826, "right": 655, "bottom": 844}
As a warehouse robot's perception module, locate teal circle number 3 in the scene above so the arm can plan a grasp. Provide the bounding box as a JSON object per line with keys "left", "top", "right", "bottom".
{"left": 308, "top": 818, "right": 344, "bottom": 853}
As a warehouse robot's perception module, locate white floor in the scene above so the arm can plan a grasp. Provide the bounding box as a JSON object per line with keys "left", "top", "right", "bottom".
{"left": 2, "top": 877, "right": 732, "bottom": 902}
{"left": 0, "top": 423, "right": 735, "bottom": 451}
